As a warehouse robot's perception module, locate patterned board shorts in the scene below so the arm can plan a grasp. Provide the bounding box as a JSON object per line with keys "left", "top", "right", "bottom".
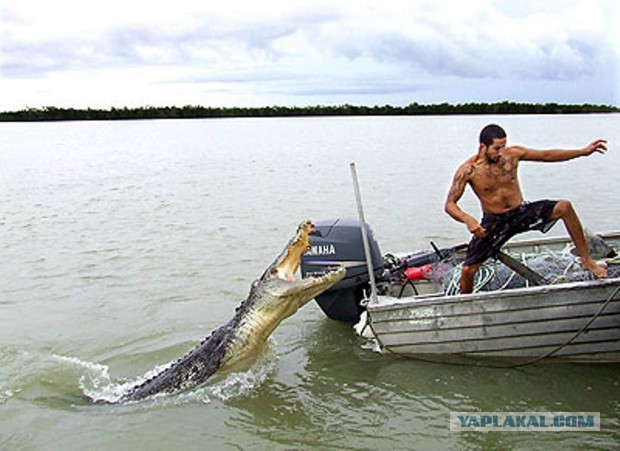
{"left": 463, "top": 200, "right": 559, "bottom": 266}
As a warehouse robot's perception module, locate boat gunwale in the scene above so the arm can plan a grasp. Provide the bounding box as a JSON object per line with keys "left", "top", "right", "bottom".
{"left": 368, "top": 277, "right": 620, "bottom": 313}
{"left": 500, "top": 230, "right": 620, "bottom": 250}
{"left": 368, "top": 301, "right": 620, "bottom": 330}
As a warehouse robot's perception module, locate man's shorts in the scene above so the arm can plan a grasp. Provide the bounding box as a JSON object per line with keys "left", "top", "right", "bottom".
{"left": 463, "top": 200, "right": 559, "bottom": 266}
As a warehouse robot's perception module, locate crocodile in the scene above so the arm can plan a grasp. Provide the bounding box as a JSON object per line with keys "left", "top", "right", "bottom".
{"left": 116, "top": 219, "right": 345, "bottom": 402}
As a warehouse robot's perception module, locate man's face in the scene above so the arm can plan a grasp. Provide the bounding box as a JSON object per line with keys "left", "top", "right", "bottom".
{"left": 482, "top": 137, "right": 507, "bottom": 163}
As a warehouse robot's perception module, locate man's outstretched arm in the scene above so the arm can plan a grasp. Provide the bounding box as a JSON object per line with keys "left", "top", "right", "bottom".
{"left": 517, "top": 139, "right": 607, "bottom": 162}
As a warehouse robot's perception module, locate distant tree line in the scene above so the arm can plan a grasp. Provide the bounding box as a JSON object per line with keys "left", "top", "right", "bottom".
{"left": 0, "top": 102, "right": 617, "bottom": 122}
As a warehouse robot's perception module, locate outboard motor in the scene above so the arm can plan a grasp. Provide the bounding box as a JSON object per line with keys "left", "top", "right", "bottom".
{"left": 301, "top": 218, "right": 383, "bottom": 322}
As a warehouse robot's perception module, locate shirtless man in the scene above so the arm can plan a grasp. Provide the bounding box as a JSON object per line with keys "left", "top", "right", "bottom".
{"left": 445, "top": 123, "right": 608, "bottom": 294}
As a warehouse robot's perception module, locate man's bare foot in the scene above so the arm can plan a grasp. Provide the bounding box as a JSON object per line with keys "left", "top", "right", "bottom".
{"left": 582, "top": 258, "right": 608, "bottom": 278}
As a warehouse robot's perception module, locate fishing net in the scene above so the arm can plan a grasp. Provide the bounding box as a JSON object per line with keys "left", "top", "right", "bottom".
{"left": 429, "top": 244, "right": 620, "bottom": 295}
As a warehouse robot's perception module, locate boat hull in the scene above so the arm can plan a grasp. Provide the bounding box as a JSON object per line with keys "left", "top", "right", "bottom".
{"left": 368, "top": 280, "right": 620, "bottom": 363}
{"left": 366, "top": 232, "right": 620, "bottom": 364}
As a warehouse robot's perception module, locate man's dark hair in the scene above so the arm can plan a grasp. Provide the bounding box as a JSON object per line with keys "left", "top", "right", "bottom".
{"left": 479, "top": 124, "right": 506, "bottom": 146}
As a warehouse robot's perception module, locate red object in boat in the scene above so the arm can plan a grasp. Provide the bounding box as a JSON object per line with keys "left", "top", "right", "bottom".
{"left": 405, "top": 264, "right": 432, "bottom": 280}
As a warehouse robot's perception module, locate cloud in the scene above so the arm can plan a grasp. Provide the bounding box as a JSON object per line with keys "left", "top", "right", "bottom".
{"left": 321, "top": 1, "right": 614, "bottom": 80}
{"left": 1, "top": 0, "right": 618, "bottom": 108}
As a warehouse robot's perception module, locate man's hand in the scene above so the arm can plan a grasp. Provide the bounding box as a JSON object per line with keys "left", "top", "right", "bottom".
{"left": 583, "top": 139, "right": 607, "bottom": 156}
{"left": 466, "top": 218, "right": 486, "bottom": 238}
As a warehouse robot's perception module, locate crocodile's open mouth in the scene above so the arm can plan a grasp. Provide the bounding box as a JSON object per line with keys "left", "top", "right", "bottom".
{"left": 259, "top": 219, "right": 345, "bottom": 298}
{"left": 261, "top": 219, "right": 317, "bottom": 282}
{"left": 275, "top": 219, "right": 314, "bottom": 282}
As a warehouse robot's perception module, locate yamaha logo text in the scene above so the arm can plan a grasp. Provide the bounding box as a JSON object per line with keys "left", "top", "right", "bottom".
{"left": 308, "top": 244, "right": 336, "bottom": 256}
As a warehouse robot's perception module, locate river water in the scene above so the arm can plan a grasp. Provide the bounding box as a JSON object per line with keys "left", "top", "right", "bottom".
{"left": 1, "top": 115, "right": 619, "bottom": 449}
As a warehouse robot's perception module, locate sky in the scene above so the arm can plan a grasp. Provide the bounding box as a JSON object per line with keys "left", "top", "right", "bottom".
{"left": 1, "top": 0, "right": 618, "bottom": 110}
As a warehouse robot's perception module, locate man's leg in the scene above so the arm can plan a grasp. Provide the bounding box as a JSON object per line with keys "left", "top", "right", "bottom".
{"left": 550, "top": 200, "right": 607, "bottom": 278}
{"left": 460, "top": 263, "right": 481, "bottom": 294}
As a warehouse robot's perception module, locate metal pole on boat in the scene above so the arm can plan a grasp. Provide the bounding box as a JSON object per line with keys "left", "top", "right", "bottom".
{"left": 350, "top": 162, "right": 378, "bottom": 306}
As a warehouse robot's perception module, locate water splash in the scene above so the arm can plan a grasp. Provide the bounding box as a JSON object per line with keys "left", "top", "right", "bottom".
{"left": 52, "top": 354, "right": 138, "bottom": 404}
{"left": 52, "top": 340, "right": 278, "bottom": 405}
{"left": 0, "top": 388, "right": 17, "bottom": 404}
{"left": 359, "top": 338, "right": 384, "bottom": 355}
{"left": 210, "top": 343, "right": 278, "bottom": 402}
